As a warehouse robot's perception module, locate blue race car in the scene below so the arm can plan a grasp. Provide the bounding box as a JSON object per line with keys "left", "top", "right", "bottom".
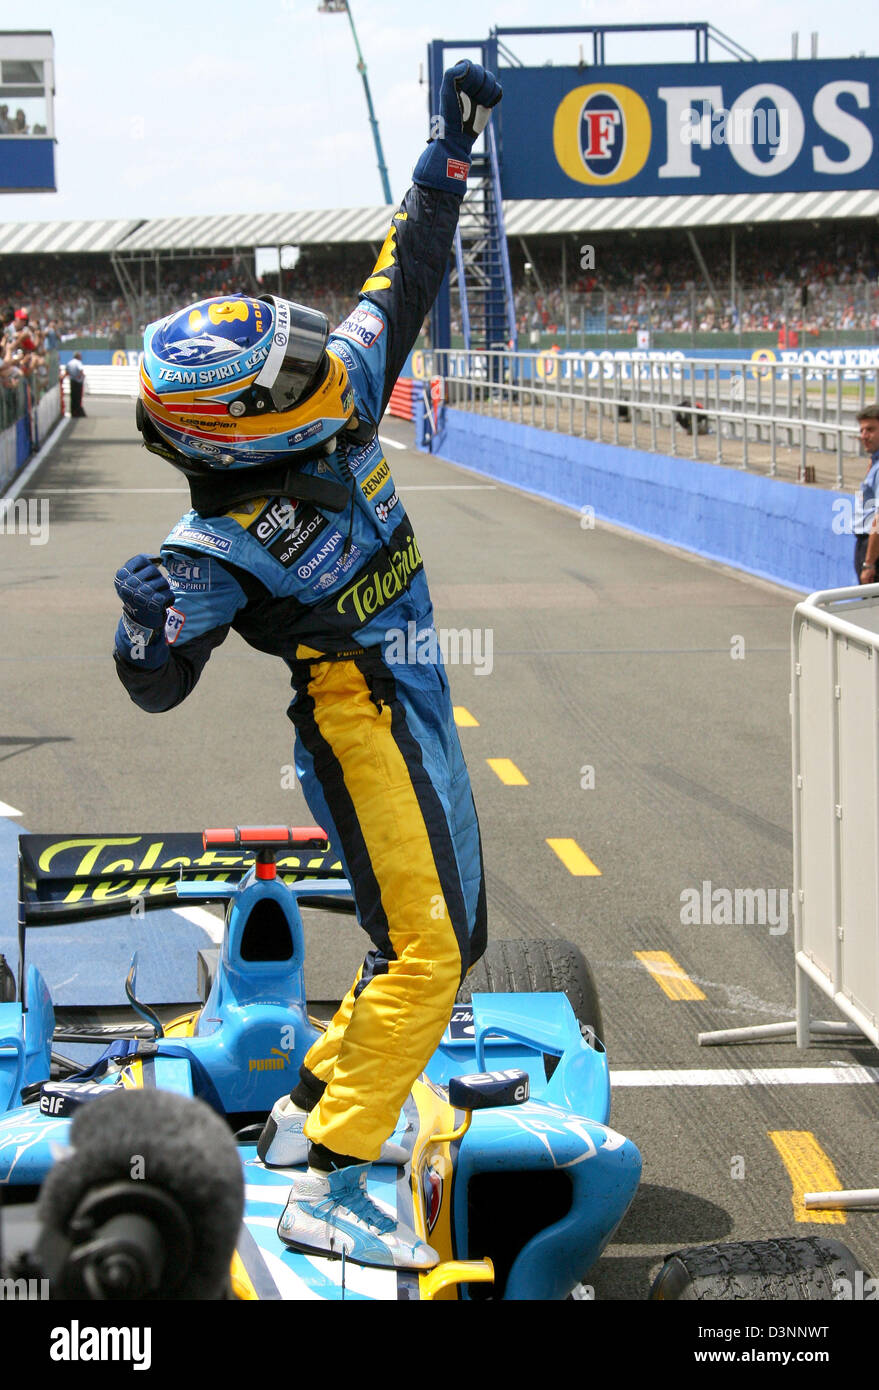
{"left": 0, "top": 825, "right": 641, "bottom": 1301}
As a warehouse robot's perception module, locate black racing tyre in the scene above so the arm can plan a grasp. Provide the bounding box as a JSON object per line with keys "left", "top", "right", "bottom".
{"left": 649, "top": 1236, "right": 863, "bottom": 1301}
{"left": 0, "top": 953, "right": 15, "bottom": 1002}
{"left": 458, "top": 939, "right": 603, "bottom": 1040}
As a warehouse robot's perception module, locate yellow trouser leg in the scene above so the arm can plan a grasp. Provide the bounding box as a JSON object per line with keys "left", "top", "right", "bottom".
{"left": 296, "top": 660, "right": 465, "bottom": 1160}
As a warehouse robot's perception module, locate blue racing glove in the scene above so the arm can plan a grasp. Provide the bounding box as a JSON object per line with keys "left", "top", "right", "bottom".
{"left": 413, "top": 60, "right": 503, "bottom": 195}
{"left": 114, "top": 553, "right": 173, "bottom": 668}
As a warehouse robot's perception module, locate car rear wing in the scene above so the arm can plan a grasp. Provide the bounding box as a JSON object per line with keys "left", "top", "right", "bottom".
{"left": 15, "top": 827, "right": 352, "bottom": 1003}
{"left": 18, "top": 828, "right": 349, "bottom": 924}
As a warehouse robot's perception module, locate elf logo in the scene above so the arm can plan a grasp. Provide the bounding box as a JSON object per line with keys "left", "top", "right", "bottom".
{"left": 553, "top": 83, "right": 652, "bottom": 185}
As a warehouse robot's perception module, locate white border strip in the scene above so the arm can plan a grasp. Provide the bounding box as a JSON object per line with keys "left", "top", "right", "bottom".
{"left": 610, "top": 1066, "right": 879, "bottom": 1087}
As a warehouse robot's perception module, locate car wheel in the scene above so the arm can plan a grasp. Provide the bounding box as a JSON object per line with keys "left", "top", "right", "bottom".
{"left": 456, "top": 939, "right": 603, "bottom": 1039}
{"left": 0, "top": 953, "right": 15, "bottom": 1002}
{"left": 649, "top": 1236, "right": 863, "bottom": 1300}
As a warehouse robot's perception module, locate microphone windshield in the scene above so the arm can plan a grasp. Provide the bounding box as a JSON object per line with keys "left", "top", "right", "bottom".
{"left": 38, "top": 1088, "right": 245, "bottom": 1299}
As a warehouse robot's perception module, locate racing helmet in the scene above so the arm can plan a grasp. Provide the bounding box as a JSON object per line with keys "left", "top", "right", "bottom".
{"left": 138, "top": 294, "right": 355, "bottom": 471}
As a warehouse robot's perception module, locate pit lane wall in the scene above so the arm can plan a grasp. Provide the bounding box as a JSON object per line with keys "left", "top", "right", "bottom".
{"left": 0, "top": 370, "right": 62, "bottom": 495}
{"left": 422, "top": 404, "right": 854, "bottom": 595}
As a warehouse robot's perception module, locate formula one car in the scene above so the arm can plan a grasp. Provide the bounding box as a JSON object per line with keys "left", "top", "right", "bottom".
{"left": 0, "top": 826, "right": 641, "bottom": 1301}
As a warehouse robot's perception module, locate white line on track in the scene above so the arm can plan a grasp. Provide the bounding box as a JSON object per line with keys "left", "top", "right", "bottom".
{"left": 392, "top": 484, "right": 497, "bottom": 491}
{"left": 380, "top": 437, "right": 407, "bottom": 450}
{"left": 0, "top": 801, "right": 22, "bottom": 817}
{"left": 173, "top": 905, "right": 224, "bottom": 944}
{"left": 610, "top": 1066, "right": 879, "bottom": 1087}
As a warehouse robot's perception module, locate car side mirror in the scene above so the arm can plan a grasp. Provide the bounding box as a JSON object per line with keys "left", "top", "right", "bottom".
{"left": 448, "top": 1068, "right": 529, "bottom": 1111}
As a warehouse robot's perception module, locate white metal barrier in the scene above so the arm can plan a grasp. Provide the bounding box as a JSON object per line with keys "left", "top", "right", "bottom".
{"left": 791, "top": 586, "right": 879, "bottom": 1052}
{"left": 698, "top": 583, "right": 879, "bottom": 1209}
{"left": 62, "top": 365, "right": 140, "bottom": 399}
{"left": 35, "top": 382, "right": 61, "bottom": 448}
{"left": 427, "top": 348, "right": 876, "bottom": 486}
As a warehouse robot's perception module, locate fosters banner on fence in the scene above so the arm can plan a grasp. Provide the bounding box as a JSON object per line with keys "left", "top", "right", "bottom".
{"left": 500, "top": 59, "right": 879, "bottom": 199}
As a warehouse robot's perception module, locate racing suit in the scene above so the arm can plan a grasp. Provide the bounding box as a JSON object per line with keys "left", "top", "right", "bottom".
{"left": 115, "top": 182, "right": 487, "bottom": 1163}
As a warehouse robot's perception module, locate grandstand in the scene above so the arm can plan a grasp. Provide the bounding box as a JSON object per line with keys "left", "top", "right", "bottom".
{"left": 0, "top": 200, "right": 877, "bottom": 353}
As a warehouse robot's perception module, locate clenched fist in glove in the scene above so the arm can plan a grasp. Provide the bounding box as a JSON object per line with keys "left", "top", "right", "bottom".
{"left": 114, "top": 553, "right": 174, "bottom": 667}
{"left": 413, "top": 61, "right": 503, "bottom": 195}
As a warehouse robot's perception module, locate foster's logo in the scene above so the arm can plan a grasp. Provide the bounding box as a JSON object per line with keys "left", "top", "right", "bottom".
{"left": 553, "top": 83, "right": 652, "bottom": 186}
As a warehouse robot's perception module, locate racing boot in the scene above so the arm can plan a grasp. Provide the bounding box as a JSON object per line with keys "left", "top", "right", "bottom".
{"left": 277, "top": 1162, "right": 439, "bottom": 1270}
{"left": 257, "top": 1095, "right": 409, "bottom": 1168}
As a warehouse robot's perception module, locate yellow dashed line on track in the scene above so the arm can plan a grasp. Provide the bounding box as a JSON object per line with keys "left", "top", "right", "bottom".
{"left": 768, "top": 1131, "right": 847, "bottom": 1224}
{"left": 546, "top": 838, "right": 601, "bottom": 876}
{"left": 487, "top": 758, "right": 529, "bottom": 785}
{"left": 634, "top": 950, "right": 706, "bottom": 1001}
{"left": 454, "top": 707, "right": 479, "bottom": 727}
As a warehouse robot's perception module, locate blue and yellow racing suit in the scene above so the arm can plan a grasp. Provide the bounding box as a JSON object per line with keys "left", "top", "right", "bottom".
{"left": 115, "top": 182, "right": 487, "bottom": 1162}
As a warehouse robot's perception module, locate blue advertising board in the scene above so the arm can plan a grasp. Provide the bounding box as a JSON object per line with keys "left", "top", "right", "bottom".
{"left": 500, "top": 60, "right": 879, "bottom": 199}
{"left": 0, "top": 138, "right": 54, "bottom": 192}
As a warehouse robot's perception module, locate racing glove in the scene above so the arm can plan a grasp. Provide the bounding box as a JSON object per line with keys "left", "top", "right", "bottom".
{"left": 114, "top": 553, "right": 174, "bottom": 668}
{"left": 413, "top": 60, "right": 502, "bottom": 195}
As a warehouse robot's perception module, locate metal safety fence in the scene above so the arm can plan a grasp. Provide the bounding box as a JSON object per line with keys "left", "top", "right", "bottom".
{"left": 423, "top": 348, "right": 879, "bottom": 491}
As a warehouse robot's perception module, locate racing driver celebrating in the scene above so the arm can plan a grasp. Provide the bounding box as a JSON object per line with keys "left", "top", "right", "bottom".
{"left": 113, "top": 62, "right": 501, "bottom": 1270}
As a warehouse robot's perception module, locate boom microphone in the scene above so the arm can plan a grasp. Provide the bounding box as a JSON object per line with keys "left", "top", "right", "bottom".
{"left": 36, "top": 1088, "right": 244, "bottom": 1300}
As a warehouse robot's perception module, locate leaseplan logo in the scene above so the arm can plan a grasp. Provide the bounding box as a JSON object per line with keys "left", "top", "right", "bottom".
{"left": 553, "top": 83, "right": 651, "bottom": 185}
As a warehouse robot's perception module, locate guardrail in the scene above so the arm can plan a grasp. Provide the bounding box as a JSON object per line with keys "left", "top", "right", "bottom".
{"left": 0, "top": 356, "right": 62, "bottom": 493}
{"left": 790, "top": 585, "right": 879, "bottom": 1052}
{"left": 61, "top": 364, "right": 140, "bottom": 401}
{"left": 424, "top": 348, "right": 879, "bottom": 490}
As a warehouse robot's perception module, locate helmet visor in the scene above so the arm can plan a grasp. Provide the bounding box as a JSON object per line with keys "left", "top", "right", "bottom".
{"left": 256, "top": 297, "right": 329, "bottom": 410}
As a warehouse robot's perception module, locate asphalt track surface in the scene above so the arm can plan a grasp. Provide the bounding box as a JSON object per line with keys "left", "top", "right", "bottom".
{"left": 2, "top": 398, "right": 879, "bottom": 1310}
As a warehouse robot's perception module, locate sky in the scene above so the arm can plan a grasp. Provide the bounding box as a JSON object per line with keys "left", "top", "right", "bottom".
{"left": 3, "top": 0, "right": 878, "bottom": 227}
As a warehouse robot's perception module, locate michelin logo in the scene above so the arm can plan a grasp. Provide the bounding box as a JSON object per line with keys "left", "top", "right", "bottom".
{"left": 170, "top": 525, "right": 232, "bottom": 555}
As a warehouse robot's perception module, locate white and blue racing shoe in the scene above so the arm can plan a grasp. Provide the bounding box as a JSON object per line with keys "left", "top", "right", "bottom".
{"left": 277, "top": 1163, "right": 439, "bottom": 1270}
{"left": 258, "top": 1097, "right": 409, "bottom": 1168}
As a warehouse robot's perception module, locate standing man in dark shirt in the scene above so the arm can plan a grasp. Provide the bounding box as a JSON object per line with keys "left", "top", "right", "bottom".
{"left": 854, "top": 405, "right": 879, "bottom": 582}
{"left": 66, "top": 353, "right": 86, "bottom": 417}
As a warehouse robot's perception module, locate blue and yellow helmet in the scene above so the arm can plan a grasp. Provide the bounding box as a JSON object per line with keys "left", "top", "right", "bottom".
{"left": 139, "top": 294, "right": 355, "bottom": 470}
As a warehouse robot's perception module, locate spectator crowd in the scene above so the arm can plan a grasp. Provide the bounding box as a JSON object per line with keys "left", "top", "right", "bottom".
{"left": 511, "top": 225, "right": 879, "bottom": 339}
{"left": 0, "top": 104, "right": 46, "bottom": 134}
{"left": 1, "top": 307, "right": 52, "bottom": 396}
{"left": 0, "top": 224, "right": 876, "bottom": 364}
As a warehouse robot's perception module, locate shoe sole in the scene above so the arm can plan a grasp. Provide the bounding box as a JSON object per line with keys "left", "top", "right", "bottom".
{"left": 257, "top": 1121, "right": 411, "bottom": 1170}
{"left": 276, "top": 1229, "right": 436, "bottom": 1271}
